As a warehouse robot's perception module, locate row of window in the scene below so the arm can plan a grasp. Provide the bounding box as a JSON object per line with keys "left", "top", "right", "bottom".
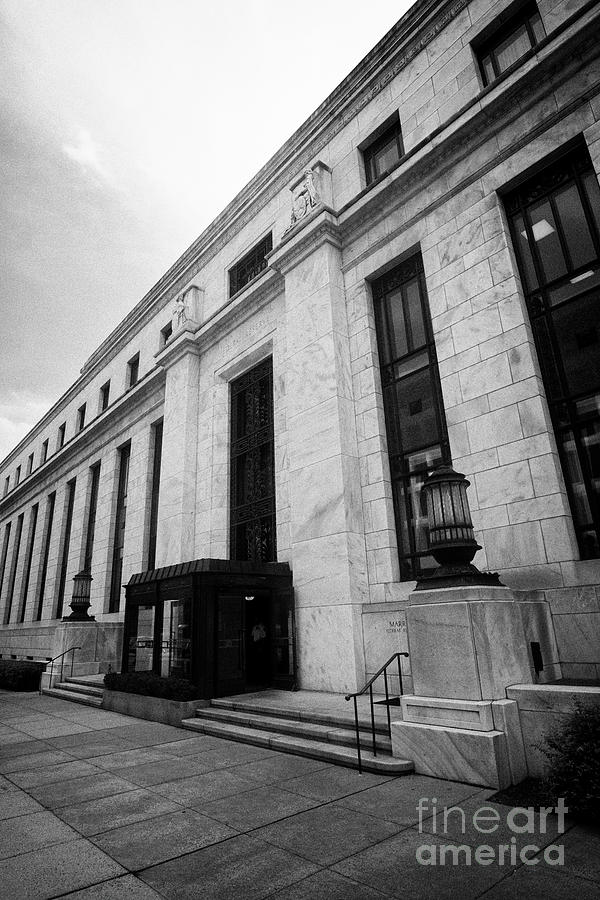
{"left": 2, "top": 354, "right": 141, "bottom": 499}
{"left": 0, "top": 422, "right": 163, "bottom": 623}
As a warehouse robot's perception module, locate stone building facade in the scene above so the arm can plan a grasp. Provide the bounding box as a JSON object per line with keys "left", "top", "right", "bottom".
{"left": 1, "top": 0, "right": 599, "bottom": 697}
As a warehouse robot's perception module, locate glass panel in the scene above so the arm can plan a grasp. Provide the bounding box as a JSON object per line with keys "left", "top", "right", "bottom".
{"left": 513, "top": 213, "right": 539, "bottom": 291}
{"left": 530, "top": 10, "right": 545, "bottom": 44}
{"left": 405, "top": 278, "right": 427, "bottom": 349}
{"left": 583, "top": 171, "right": 600, "bottom": 237}
{"left": 387, "top": 288, "right": 408, "bottom": 359}
{"left": 494, "top": 23, "right": 532, "bottom": 73}
{"left": 130, "top": 605, "right": 155, "bottom": 672}
{"left": 394, "top": 349, "right": 428, "bottom": 381}
{"left": 372, "top": 135, "right": 401, "bottom": 179}
{"left": 552, "top": 292, "right": 600, "bottom": 396}
{"left": 527, "top": 200, "right": 567, "bottom": 283}
{"left": 547, "top": 269, "right": 600, "bottom": 306}
{"left": 554, "top": 183, "right": 596, "bottom": 269}
{"left": 394, "top": 368, "right": 438, "bottom": 453}
{"left": 169, "top": 599, "right": 192, "bottom": 679}
{"left": 481, "top": 54, "right": 495, "bottom": 85}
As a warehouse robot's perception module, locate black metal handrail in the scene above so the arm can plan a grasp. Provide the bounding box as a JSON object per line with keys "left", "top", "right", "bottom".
{"left": 345, "top": 651, "right": 409, "bottom": 774}
{"left": 41, "top": 645, "right": 81, "bottom": 694}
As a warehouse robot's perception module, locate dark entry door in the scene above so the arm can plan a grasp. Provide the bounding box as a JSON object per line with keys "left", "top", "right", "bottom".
{"left": 216, "top": 590, "right": 271, "bottom": 696}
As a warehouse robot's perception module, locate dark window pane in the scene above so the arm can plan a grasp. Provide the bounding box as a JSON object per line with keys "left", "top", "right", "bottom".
{"left": 372, "top": 136, "right": 401, "bottom": 179}
{"left": 527, "top": 200, "right": 567, "bottom": 283}
{"left": 394, "top": 368, "right": 438, "bottom": 453}
{"left": 481, "top": 54, "right": 495, "bottom": 85}
{"left": 405, "top": 278, "right": 427, "bottom": 349}
{"left": 387, "top": 288, "right": 408, "bottom": 359}
{"left": 553, "top": 292, "right": 600, "bottom": 396}
{"left": 530, "top": 10, "right": 545, "bottom": 43}
{"left": 554, "top": 183, "right": 596, "bottom": 269}
{"left": 513, "top": 213, "right": 539, "bottom": 291}
{"left": 494, "top": 23, "right": 531, "bottom": 73}
{"left": 547, "top": 269, "right": 600, "bottom": 307}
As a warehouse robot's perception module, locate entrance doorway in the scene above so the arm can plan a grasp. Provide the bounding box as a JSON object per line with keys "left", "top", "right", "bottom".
{"left": 217, "top": 590, "right": 271, "bottom": 695}
{"left": 123, "top": 558, "right": 294, "bottom": 700}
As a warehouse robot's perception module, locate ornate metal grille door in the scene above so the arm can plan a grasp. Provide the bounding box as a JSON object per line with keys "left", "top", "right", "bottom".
{"left": 230, "top": 358, "right": 276, "bottom": 562}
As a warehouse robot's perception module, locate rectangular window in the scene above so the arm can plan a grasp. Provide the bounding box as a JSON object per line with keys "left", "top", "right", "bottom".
{"left": 505, "top": 147, "right": 600, "bottom": 558}
{"left": 230, "top": 358, "right": 276, "bottom": 562}
{"left": 55, "top": 480, "right": 76, "bottom": 618}
{"left": 476, "top": 2, "right": 545, "bottom": 87}
{"left": 100, "top": 381, "right": 110, "bottom": 412}
{"left": 83, "top": 463, "right": 101, "bottom": 572}
{"left": 362, "top": 114, "right": 404, "bottom": 186}
{"left": 3, "top": 513, "right": 24, "bottom": 624}
{"left": 27, "top": 453, "right": 34, "bottom": 475}
{"left": 229, "top": 233, "right": 273, "bottom": 298}
{"left": 109, "top": 444, "right": 131, "bottom": 612}
{"left": 0, "top": 523, "right": 12, "bottom": 604}
{"left": 41, "top": 439, "right": 49, "bottom": 464}
{"left": 127, "top": 354, "right": 140, "bottom": 388}
{"left": 58, "top": 423, "right": 66, "bottom": 449}
{"left": 18, "top": 504, "right": 39, "bottom": 623}
{"left": 35, "top": 492, "right": 56, "bottom": 621}
{"left": 160, "top": 322, "right": 173, "bottom": 348}
{"left": 77, "top": 403, "right": 86, "bottom": 432}
{"left": 146, "top": 421, "right": 163, "bottom": 570}
{"left": 15, "top": 466, "right": 21, "bottom": 486}
{"left": 372, "top": 253, "right": 451, "bottom": 580}
{"left": 3, "top": 477, "right": 9, "bottom": 497}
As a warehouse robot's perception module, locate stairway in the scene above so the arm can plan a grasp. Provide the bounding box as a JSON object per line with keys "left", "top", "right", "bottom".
{"left": 181, "top": 694, "right": 414, "bottom": 775}
{"left": 43, "top": 674, "right": 105, "bottom": 708}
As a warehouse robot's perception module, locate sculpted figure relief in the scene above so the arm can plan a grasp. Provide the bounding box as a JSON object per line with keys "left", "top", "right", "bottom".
{"left": 287, "top": 166, "right": 320, "bottom": 230}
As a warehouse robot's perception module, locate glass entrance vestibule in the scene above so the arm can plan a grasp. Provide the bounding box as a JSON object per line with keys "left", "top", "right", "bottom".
{"left": 123, "top": 558, "right": 295, "bottom": 698}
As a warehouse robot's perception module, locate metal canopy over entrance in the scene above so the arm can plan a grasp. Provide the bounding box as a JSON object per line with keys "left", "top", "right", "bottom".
{"left": 124, "top": 558, "right": 294, "bottom": 699}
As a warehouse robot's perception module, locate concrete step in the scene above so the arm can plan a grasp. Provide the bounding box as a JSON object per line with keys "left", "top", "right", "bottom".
{"left": 195, "top": 706, "right": 393, "bottom": 753}
{"left": 181, "top": 717, "right": 412, "bottom": 774}
{"left": 65, "top": 675, "right": 106, "bottom": 688}
{"left": 211, "top": 697, "right": 393, "bottom": 735}
{"left": 53, "top": 681, "right": 104, "bottom": 698}
{"left": 42, "top": 687, "right": 103, "bottom": 708}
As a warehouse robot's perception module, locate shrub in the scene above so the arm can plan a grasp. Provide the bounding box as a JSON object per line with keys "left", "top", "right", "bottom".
{"left": 542, "top": 700, "right": 600, "bottom": 825}
{"left": 103, "top": 670, "right": 198, "bottom": 701}
{"left": 0, "top": 660, "right": 45, "bottom": 691}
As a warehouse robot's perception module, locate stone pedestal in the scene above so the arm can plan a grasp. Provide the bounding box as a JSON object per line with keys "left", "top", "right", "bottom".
{"left": 391, "top": 585, "right": 550, "bottom": 788}
{"left": 40, "top": 621, "right": 123, "bottom": 690}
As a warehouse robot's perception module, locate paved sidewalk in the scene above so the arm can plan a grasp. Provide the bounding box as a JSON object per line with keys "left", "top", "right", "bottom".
{"left": 0, "top": 691, "right": 599, "bottom": 899}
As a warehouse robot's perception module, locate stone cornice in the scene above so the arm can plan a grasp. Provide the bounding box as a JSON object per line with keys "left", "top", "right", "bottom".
{"left": 0, "top": 369, "right": 165, "bottom": 516}
{"left": 155, "top": 329, "right": 202, "bottom": 370}
{"left": 79, "top": 0, "right": 467, "bottom": 374}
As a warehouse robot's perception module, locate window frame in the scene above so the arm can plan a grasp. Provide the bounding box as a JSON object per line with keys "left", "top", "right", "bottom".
{"left": 371, "top": 253, "right": 451, "bottom": 580}
{"left": 160, "top": 322, "right": 173, "bottom": 348}
{"left": 77, "top": 403, "right": 86, "bottom": 432}
{"left": 362, "top": 114, "right": 405, "bottom": 187}
{"left": 505, "top": 146, "right": 600, "bottom": 558}
{"left": 229, "top": 233, "right": 273, "bottom": 298}
{"left": 475, "top": 2, "right": 545, "bottom": 87}
{"left": 99, "top": 381, "right": 111, "bottom": 413}
{"left": 58, "top": 423, "right": 66, "bottom": 450}
{"left": 127, "top": 353, "right": 140, "bottom": 389}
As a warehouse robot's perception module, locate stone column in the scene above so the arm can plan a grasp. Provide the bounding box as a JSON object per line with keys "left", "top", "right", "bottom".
{"left": 154, "top": 332, "right": 201, "bottom": 567}
{"left": 270, "top": 209, "right": 368, "bottom": 693}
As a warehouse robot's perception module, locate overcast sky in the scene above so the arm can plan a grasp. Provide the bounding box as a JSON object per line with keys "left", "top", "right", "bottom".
{"left": 0, "top": 0, "right": 413, "bottom": 462}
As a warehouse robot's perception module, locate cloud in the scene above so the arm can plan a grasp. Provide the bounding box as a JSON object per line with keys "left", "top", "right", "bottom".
{"left": 0, "top": 393, "right": 53, "bottom": 465}
{"left": 63, "top": 128, "right": 114, "bottom": 185}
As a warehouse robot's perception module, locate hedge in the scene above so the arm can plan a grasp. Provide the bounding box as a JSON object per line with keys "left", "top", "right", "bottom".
{"left": 103, "top": 670, "right": 198, "bottom": 701}
{"left": 0, "top": 659, "right": 46, "bottom": 691}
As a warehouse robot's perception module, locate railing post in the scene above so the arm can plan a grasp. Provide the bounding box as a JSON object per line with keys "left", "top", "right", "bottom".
{"left": 384, "top": 668, "right": 391, "bottom": 739}
{"left": 353, "top": 695, "right": 362, "bottom": 774}
{"left": 369, "top": 685, "right": 377, "bottom": 757}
